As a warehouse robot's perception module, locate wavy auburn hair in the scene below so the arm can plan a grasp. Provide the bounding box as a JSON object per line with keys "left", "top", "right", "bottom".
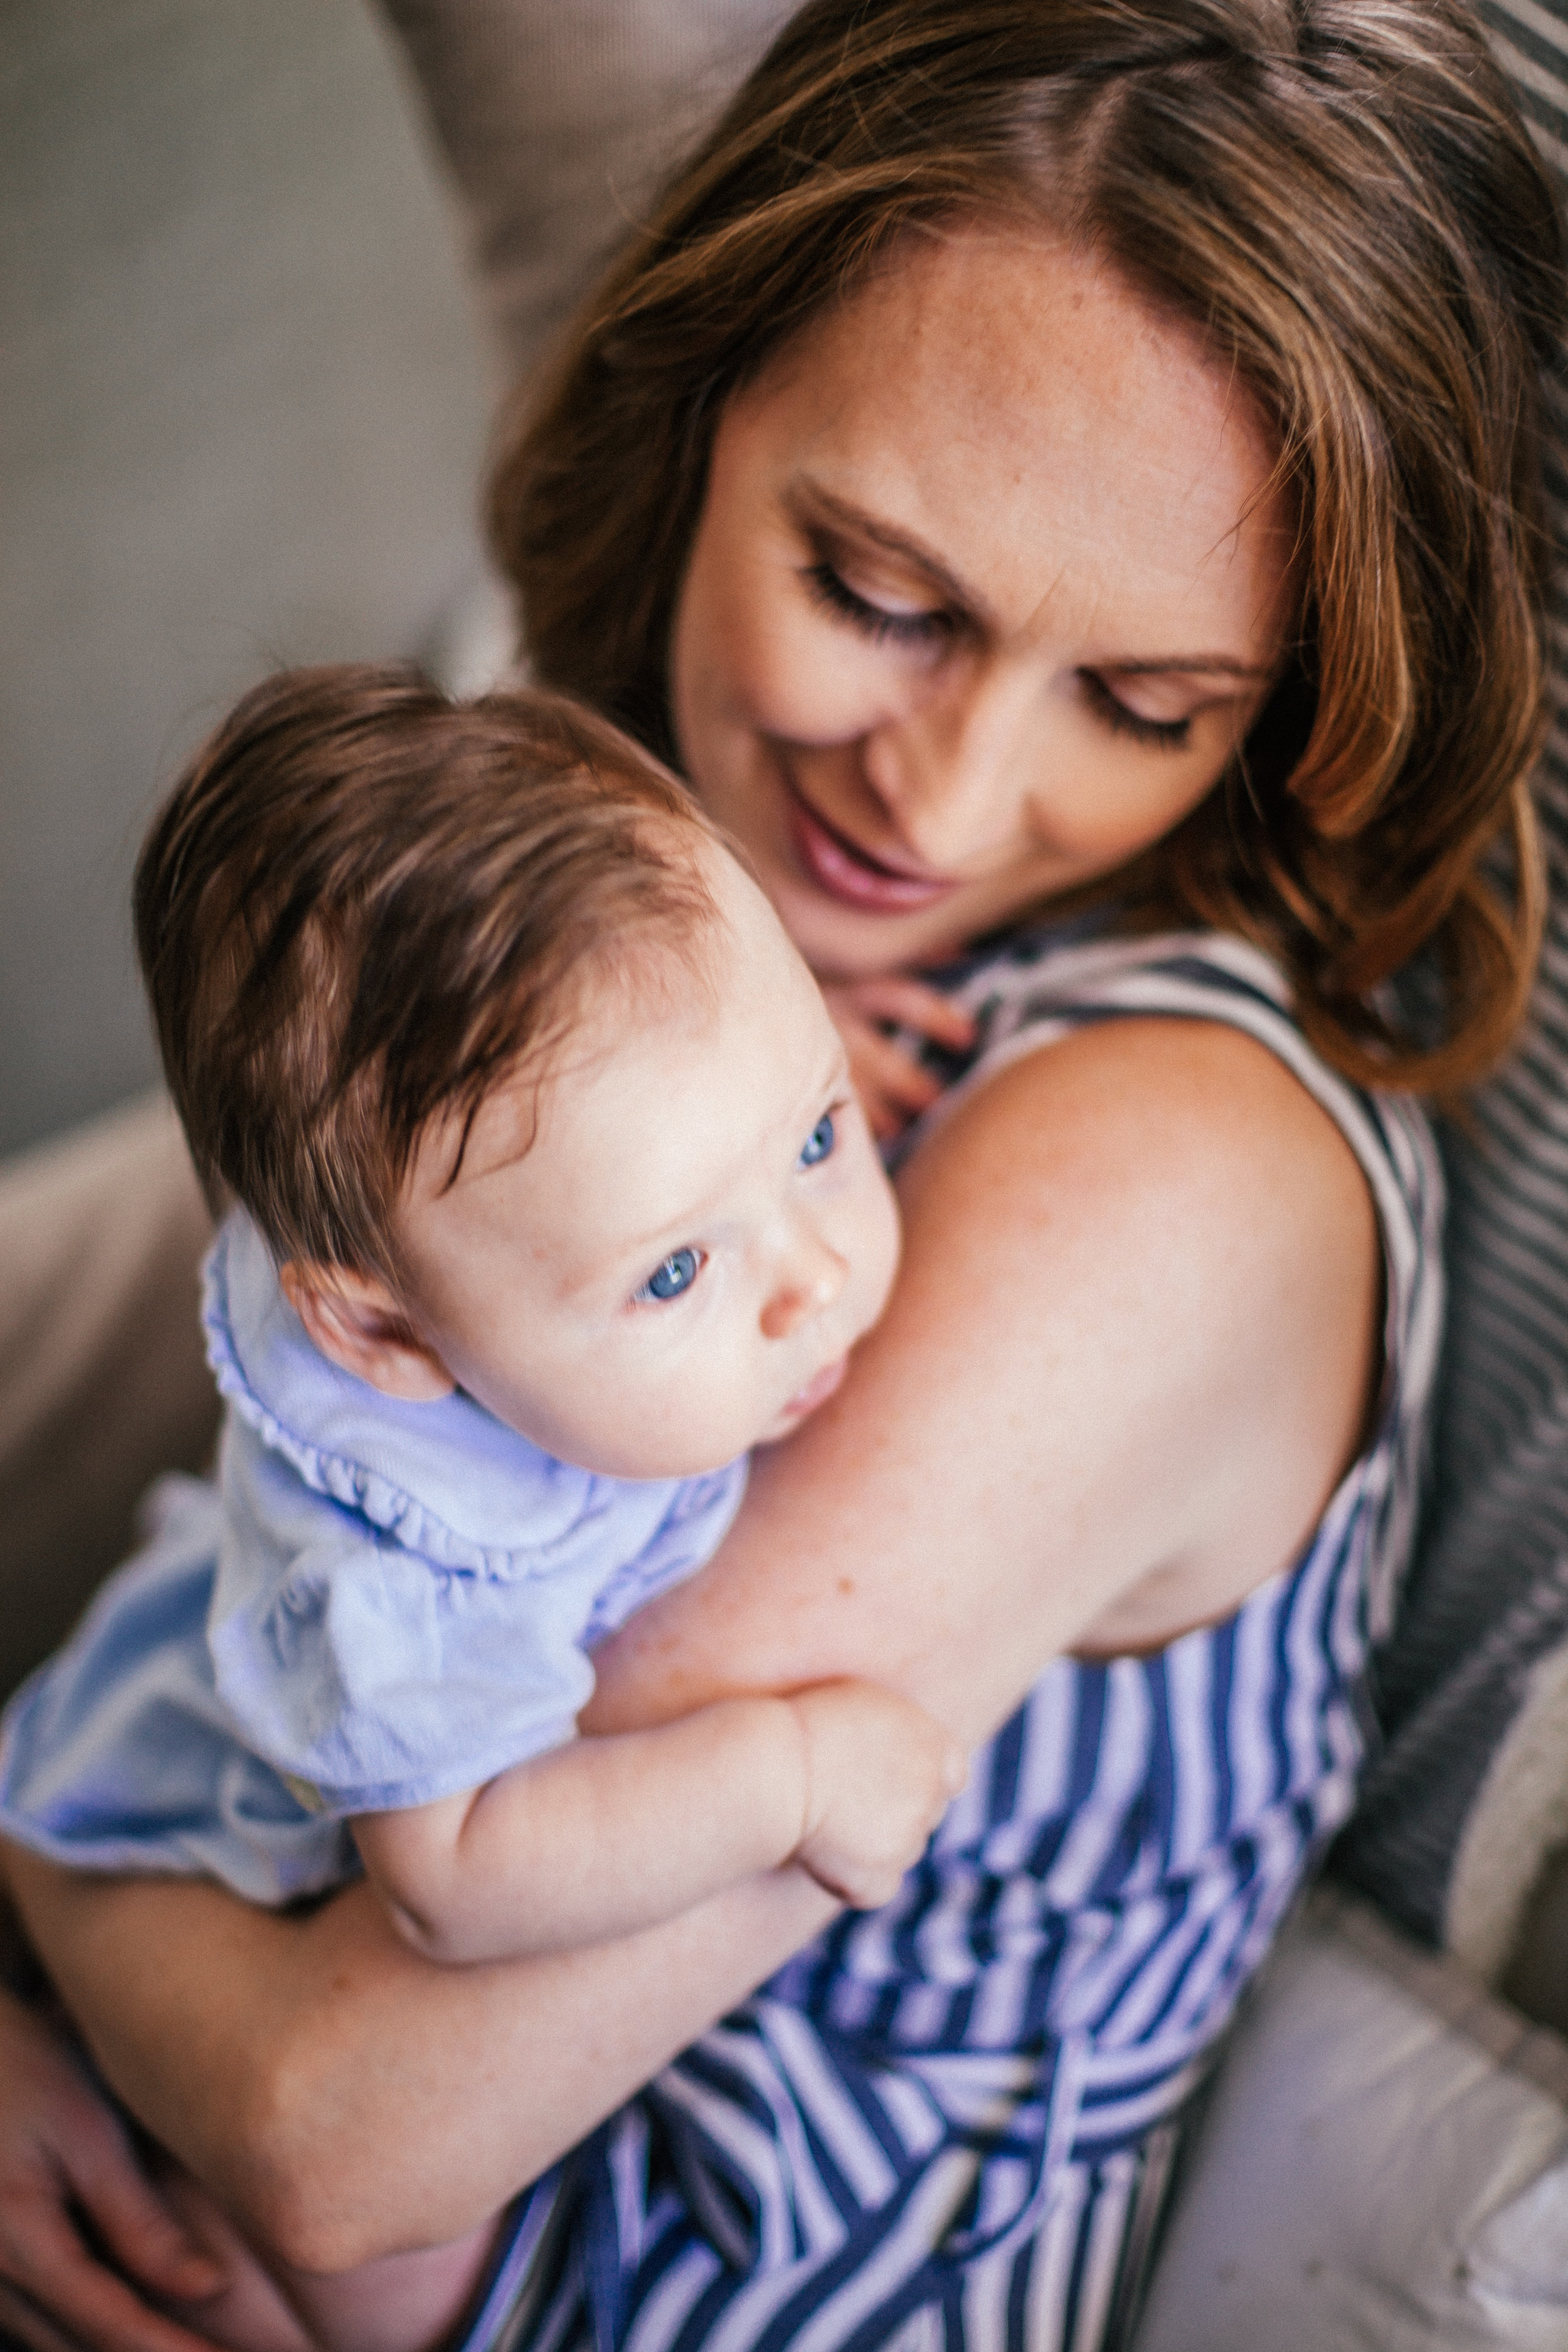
{"left": 492, "top": 0, "right": 1566, "bottom": 1090}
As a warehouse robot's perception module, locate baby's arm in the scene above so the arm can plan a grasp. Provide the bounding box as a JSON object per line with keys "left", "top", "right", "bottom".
{"left": 352, "top": 1681, "right": 966, "bottom": 1965}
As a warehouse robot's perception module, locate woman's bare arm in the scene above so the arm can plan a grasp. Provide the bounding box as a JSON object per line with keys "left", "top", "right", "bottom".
{"left": 8, "top": 1019, "right": 1379, "bottom": 2269}
{"left": 588, "top": 1017, "right": 1380, "bottom": 1740}
{"left": 4, "top": 1843, "right": 836, "bottom": 2275}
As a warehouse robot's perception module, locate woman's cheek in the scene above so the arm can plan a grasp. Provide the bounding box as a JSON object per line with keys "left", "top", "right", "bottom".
{"left": 741, "top": 602, "right": 899, "bottom": 748}
{"left": 1067, "top": 744, "right": 1222, "bottom": 869}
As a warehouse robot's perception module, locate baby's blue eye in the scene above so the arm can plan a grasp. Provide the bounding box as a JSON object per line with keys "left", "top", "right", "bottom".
{"left": 799, "top": 1114, "right": 835, "bottom": 1168}
{"left": 635, "top": 1248, "right": 702, "bottom": 1303}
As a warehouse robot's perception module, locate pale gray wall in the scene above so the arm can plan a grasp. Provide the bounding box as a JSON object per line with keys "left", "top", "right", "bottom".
{"left": 1, "top": 0, "right": 497, "bottom": 1156}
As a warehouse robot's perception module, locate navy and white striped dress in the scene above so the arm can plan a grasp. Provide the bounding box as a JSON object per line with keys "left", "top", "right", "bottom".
{"left": 460, "top": 927, "right": 1444, "bottom": 2352}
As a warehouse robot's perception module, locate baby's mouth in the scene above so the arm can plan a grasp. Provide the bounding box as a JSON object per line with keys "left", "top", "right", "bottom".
{"left": 785, "top": 784, "right": 958, "bottom": 914}
{"left": 781, "top": 1353, "right": 849, "bottom": 1420}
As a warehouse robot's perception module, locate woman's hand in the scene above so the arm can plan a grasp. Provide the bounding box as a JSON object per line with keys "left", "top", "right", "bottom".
{"left": 0, "top": 1980, "right": 225, "bottom": 2352}
{"left": 820, "top": 978, "right": 976, "bottom": 1140}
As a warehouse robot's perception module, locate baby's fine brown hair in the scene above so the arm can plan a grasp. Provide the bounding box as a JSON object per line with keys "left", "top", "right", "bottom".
{"left": 135, "top": 665, "right": 718, "bottom": 1283}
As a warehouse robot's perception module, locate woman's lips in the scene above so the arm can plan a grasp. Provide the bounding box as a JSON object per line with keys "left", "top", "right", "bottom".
{"left": 787, "top": 788, "right": 958, "bottom": 914}
{"left": 781, "top": 1353, "right": 849, "bottom": 1420}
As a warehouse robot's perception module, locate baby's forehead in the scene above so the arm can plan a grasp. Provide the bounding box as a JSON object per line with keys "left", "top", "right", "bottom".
{"left": 403, "top": 914, "right": 839, "bottom": 1273}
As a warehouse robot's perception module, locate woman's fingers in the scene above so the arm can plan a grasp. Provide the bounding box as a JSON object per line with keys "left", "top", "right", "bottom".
{"left": 861, "top": 1037, "right": 943, "bottom": 1130}
{"left": 0, "top": 1986, "right": 225, "bottom": 2352}
{"left": 0, "top": 2267, "right": 100, "bottom": 2352}
{"left": 0, "top": 2272, "right": 87, "bottom": 2352}
{"left": 822, "top": 993, "right": 956, "bottom": 1140}
{"left": 825, "top": 977, "right": 977, "bottom": 1051}
{"left": 56, "top": 2127, "right": 226, "bottom": 2307}
{"left": 840, "top": 1025, "right": 943, "bottom": 1138}
{"left": 0, "top": 2191, "right": 222, "bottom": 2352}
{"left": 822, "top": 978, "right": 974, "bottom": 1138}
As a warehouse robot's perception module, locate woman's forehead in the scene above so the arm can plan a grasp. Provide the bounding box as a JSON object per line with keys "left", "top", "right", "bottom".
{"left": 724, "top": 225, "right": 1292, "bottom": 659}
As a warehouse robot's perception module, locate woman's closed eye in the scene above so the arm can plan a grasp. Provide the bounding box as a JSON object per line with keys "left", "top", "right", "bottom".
{"left": 803, "top": 560, "right": 954, "bottom": 649}
{"left": 633, "top": 1247, "right": 705, "bottom": 1305}
{"left": 1080, "top": 670, "right": 1193, "bottom": 751}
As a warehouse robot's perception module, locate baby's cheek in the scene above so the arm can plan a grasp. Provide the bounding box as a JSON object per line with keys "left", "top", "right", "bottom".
{"left": 856, "top": 1170, "right": 903, "bottom": 1331}
{"left": 652, "top": 1353, "right": 761, "bottom": 1475}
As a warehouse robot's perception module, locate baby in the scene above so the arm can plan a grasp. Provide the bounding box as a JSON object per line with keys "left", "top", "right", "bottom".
{"left": 0, "top": 664, "right": 964, "bottom": 1969}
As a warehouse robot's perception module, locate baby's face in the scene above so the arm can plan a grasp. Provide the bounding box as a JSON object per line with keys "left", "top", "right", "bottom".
{"left": 392, "top": 847, "right": 901, "bottom": 1478}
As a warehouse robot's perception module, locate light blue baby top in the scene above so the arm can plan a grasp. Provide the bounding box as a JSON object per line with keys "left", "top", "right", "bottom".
{"left": 0, "top": 1210, "right": 747, "bottom": 1904}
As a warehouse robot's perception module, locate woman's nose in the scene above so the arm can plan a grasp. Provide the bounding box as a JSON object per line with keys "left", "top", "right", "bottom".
{"left": 760, "top": 1226, "right": 848, "bottom": 1340}
{"left": 862, "top": 657, "right": 1038, "bottom": 867}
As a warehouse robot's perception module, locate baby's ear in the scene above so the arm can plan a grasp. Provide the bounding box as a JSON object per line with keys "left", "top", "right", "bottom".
{"left": 279, "top": 1263, "right": 455, "bottom": 1402}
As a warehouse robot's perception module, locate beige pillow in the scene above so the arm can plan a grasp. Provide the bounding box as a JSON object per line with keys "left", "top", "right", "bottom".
{"left": 1135, "top": 1888, "right": 1568, "bottom": 2350}
{"left": 0, "top": 1094, "right": 216, "bottom": 1703}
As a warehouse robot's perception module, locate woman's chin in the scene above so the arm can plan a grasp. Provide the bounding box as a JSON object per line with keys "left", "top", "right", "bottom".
{"left": 761, "top": 862, "right": 966, "bottom": 980}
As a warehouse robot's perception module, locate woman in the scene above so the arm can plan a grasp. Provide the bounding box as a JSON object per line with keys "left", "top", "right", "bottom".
{"left": 1, "top": 3, "right": 1562, "bottom": 2348}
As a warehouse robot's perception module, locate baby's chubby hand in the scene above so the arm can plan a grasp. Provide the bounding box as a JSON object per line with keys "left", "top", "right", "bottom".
{"left": 820, "top": 978, "right": 976, "bottom": 1143}
{"left": 784, "top": 1681, "right": 968, "bottom": 1908}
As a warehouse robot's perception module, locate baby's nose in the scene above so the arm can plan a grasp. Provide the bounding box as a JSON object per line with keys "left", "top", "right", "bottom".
{"left": 760, "top": 1235, "right": 847, "bottom": 1339}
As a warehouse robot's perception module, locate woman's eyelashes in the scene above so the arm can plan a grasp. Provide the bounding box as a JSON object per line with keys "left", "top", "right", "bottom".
{"left": 1080, "top": 671, "right": 1193, "bottom": 751}
{"left": 632, "top": 1246, "right": 705, "bottom": 1306}
{"left": 805, "top": 561, "right": 1198, "bottom": 755}
{"left": 803, "top": 559, "right": 954, "bottom": 649}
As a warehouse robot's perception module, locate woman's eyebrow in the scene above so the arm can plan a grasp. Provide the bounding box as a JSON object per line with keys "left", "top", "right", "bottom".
{"left": 1108, "top": 655, "right": 1276, "bottom": 680}
{"left": 790, "top": 483, "right": 1276, "bottom": 679}
{"left": 786, "top": 479, "right": 990, "bottom": 622}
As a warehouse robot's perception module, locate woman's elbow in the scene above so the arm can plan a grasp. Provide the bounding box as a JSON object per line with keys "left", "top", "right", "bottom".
{"left": 213, "top": 2026, "right": 423, "bottom": 2271}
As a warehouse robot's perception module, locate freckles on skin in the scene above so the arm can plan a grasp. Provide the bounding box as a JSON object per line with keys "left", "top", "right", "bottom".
{"left": 670, "top": 226, "right": 1296, "bottom": 976}
{"left": 768, "top": 236, "right": 1286, "bottom": 684}
{"left": 930, "top": 264, "right": 1273, "bottom": 638}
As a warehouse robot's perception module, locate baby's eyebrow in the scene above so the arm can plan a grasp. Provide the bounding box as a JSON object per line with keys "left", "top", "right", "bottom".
{"left": 807, "top": 1042, "right": 854, "bottom": 1110}
{"left": 555, "top": 1222, "right": 679, "bottom": 1298}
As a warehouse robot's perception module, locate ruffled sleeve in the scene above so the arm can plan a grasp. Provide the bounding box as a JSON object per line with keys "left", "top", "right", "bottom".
{"left": 207, "top": 1462, "right": 596, "bottom": 1813}
{"left": 200, "top": 1212, "right": 748, "bottom": 1814}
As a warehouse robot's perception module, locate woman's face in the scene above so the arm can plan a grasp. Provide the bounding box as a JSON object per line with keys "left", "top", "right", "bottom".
{"left": 670, "top": 226, "right": 1297, "bottom": 977}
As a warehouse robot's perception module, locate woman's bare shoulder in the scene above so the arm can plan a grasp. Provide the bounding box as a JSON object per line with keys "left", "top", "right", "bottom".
{"left": 908, "top": 1014, "right": 1383, "bottom": 1645}
{"left": 906, "top": 1010, "right": 1374, "bottom": 1292}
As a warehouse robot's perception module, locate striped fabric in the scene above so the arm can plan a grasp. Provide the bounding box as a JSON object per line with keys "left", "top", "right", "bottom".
{"left": 460, "top": 929, "right": 1443, "bottom": 2352}
{"left": 1332, "top": 0, "right": 1568, "bottom": 1961}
